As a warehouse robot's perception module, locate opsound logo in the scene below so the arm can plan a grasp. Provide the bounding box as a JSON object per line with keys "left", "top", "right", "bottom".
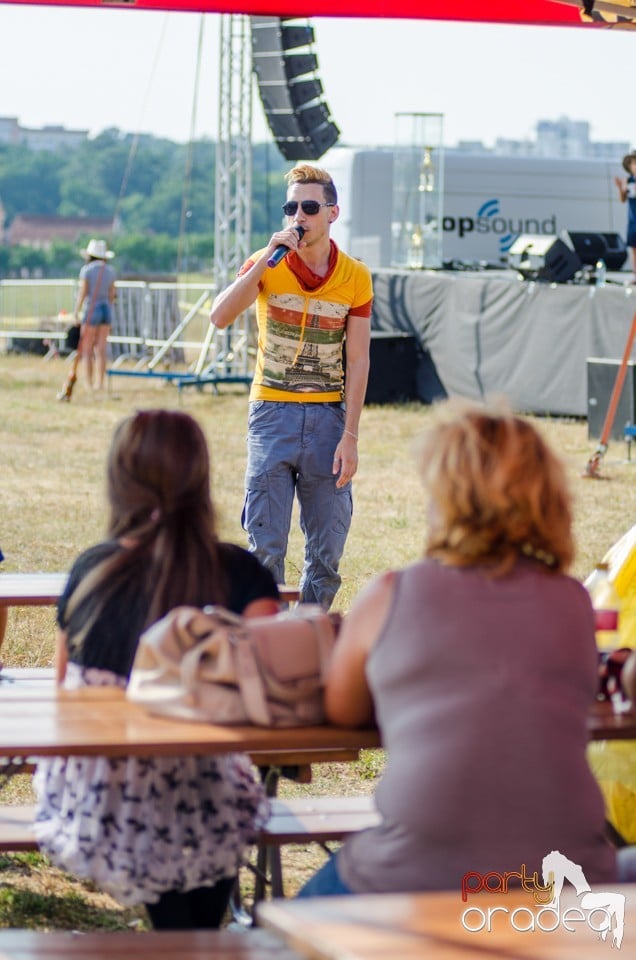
{"left": 442, "top": 197, "right": 557, "bottom": 256}
{"left": 461, "top": 850, "right": 625, "bottom": 949}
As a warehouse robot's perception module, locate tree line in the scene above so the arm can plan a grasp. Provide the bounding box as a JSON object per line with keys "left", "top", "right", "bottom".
{"left": 0, "top": 129, "right": 290, "bottom": 277}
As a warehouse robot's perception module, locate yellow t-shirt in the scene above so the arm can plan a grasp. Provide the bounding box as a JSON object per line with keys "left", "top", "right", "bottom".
{"left": 240, "top": 243, "right": 373, "bottom": 403}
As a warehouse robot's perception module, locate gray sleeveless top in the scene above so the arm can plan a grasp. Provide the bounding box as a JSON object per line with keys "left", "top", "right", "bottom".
{"left": 337, "top": 558, "right": 616, "bottom": 892}
{"left": 79, "top": 259, "right": 116, "bottom": 306}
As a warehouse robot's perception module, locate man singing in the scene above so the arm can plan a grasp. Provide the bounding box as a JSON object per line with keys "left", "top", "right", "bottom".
{"left": 210, "top": 164, "right": 373, "bottom": 609}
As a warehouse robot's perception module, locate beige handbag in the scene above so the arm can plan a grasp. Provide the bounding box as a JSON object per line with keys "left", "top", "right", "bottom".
{"left": 126, "top": 604, "right": 338, "bottom": 727}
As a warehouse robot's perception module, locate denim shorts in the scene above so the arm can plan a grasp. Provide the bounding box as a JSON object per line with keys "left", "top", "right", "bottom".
{"left": 84, "top": 302, "right": 112, "bottom": 326}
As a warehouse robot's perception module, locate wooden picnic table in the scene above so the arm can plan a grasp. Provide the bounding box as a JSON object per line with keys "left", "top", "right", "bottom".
{"left": 0, "top": 572, "right": 300, "bottom": 607}
{"left": 587, "top": 699, "right": 636, "bottom": 741}
{"left": 3, "top": 575, "right": 633, "bottom": 739}
{"left": 0, "top": 572, "right": 66, "bottom": 607}
{"left": 257, "top": 885, "right": 636, "bottom": 958}
{"left": 0, "top": 927, "right": 302, "bottom": 960}
{"left": 0, "top": 684, "right": 381, "bottom": 759}
{"left": 2, "top": 670, "right": 634, "bottom": 744}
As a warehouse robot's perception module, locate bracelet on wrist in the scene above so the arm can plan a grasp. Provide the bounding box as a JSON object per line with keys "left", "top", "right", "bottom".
{"left": 343, "top": 429, "right": 359, "bottom": 441}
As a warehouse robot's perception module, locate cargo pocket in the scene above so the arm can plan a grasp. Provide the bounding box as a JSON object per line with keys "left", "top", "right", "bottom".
{"left": 241, "top": 473, "right": 270, "bottom": 535}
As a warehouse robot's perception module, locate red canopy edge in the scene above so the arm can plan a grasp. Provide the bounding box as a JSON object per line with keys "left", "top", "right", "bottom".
{"left": 0, "top": 0, "right": 590, "bottom": 29}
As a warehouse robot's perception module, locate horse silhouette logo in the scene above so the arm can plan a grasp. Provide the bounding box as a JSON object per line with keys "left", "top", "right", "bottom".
{"left": 542, "top": 850, "right": 625, "bottom": 949}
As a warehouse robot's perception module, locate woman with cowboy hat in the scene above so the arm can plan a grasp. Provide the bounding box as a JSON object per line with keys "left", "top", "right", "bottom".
{"left": 72, "top": 238, "right": 116, "bottom": 391}
{"left": 614, "top": 151, "right": 636, "bottom": 284}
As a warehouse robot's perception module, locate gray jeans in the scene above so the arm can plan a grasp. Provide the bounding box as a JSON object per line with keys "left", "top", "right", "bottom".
{"left": 242, "top": 401, "right": 352, "bottom": 609}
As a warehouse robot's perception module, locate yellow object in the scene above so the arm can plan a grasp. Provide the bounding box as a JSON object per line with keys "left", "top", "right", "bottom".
{"left": 585, "top": 526, "right": 636, "bottom": 840}
{"left": 588, "top": 563, "right": 622, "bottom": 651}
{"left": 585, "top": 525, "right": 636, "bottom": 648}
{"left": 588, "top": 742, "right": 636, "bottom": 843}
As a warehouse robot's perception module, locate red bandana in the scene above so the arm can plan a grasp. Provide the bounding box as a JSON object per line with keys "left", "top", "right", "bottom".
{"left": 286, "top": 240, "right": 339, "bottom": 291}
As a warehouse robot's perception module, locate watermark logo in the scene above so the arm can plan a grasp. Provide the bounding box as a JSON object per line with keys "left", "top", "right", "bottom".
{"left": 461, "top": 850, "right": 625, "bottom": 949}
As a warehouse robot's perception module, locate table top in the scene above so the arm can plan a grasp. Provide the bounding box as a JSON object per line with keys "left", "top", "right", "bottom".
{"left": 0, "top": 928, "right": 301, "bottom": 960}
{"left": 587, "top": 699, "right": 636, "bottom": 740}
{"left": 2, "top": 670, "right": 634, "bottom": 741}
{"left": 0, "top": 572, "right": 67, "bottom": 606}
{"left": 0, "top": 684, "right": 381, "bottom": 758}
{"left": 257, "top": 886, "right": 636, "bottom": 958}
{"left": 0, "top": 572, "right": 299, "bottom": 605}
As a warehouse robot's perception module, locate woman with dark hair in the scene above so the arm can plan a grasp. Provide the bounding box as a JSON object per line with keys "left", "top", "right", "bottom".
{"left": 34, "top": 409, "right": 280, "bottom": 928}
{"left": 298, "top": 398, "right": 617, "bottom": 897}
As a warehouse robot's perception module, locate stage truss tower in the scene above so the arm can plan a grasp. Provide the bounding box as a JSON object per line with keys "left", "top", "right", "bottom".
{"left": 198, "top": 13, "right": 252, "bottom": 379}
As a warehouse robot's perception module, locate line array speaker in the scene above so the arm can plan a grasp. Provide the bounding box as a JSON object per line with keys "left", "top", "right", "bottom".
{"left": 250, "top": 16, "right": 340, "bottom": 161}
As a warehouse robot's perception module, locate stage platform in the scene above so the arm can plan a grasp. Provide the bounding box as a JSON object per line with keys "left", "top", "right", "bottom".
{"left": 370, "top": 267, "right": 636, "bottom": 417}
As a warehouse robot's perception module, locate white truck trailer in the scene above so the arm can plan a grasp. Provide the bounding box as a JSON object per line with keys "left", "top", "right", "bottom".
{"left": 323, "top": 146, "right": 627, "bottom": 271}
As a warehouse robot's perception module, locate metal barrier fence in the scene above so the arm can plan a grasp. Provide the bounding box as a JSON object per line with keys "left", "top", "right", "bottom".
{"left": 0, "top": 278, "right": 252, "bottom": 385}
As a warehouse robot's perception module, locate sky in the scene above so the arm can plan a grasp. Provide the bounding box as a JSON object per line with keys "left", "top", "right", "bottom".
{"left": 1, "top": 4, "right": 636, "bottom": 154}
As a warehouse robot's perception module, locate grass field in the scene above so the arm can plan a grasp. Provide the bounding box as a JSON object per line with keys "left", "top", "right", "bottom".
{"left": 2, "top": 351, "right": 636, "bottom": 929}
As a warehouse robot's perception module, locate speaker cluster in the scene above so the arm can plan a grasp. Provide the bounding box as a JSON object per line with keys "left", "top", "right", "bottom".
{"left": 507, "top": 232, "right": 627, "bottom": 283}
{"left": 568, "top": 232, "right": 627, "bottom": 272}
{"left": 250, "top": 17, "right": 340, "bottom": 161}
{"left": 507, "top": 235, "right": 583, "bottom": 283}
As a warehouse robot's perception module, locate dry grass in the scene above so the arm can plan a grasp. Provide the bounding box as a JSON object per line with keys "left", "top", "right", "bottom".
{"left": 2, "top": 351, "right": 636, "bottom": 928}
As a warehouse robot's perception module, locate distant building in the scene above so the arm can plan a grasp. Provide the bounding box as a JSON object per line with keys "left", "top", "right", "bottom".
{"left": 492, "top": 138, "right": 535, "bottom": 157}
{"left": 534, "top": 118, "right": 628, "bottom": 160}
{"left": 462, "top": 116, "right": 630, "bottom": 160}
{"left": 455, "top": 140, "right": 491, "bottom": 155}
{"left": 0, "top": 117, "right": 21, "bottom": 147}
{"left": 5, "top": 215, "right": 115, "bottom": 249}
{"left": 0, "top": 116, "right": 88, "bottom": 152}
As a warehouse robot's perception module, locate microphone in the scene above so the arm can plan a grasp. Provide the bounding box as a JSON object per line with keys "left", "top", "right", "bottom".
{"left": 267, "top": 225, "right": 305, "bottom": 268}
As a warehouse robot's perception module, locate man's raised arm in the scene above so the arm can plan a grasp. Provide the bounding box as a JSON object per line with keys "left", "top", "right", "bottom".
{"left": 210, "top": 224, "right": 305, "bottom": 329}
{"left": 209, "top": 253, "right": 266, "bottom": 329}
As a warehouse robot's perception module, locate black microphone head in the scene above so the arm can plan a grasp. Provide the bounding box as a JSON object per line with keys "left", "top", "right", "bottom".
{"left": 266, "top": 224, "right": 305, "bottom": 268}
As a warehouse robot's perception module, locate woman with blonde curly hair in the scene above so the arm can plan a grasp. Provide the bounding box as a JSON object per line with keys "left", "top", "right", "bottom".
{"left": 419, "top": 400, "right": 574, "bottom": 575}
{"left": 298, "top": 398, "right": 617, "bottom": 897}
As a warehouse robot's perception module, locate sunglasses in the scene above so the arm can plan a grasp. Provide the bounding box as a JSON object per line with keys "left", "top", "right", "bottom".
{"left": 282, "top": 200, "right": 335, "bottom": 217}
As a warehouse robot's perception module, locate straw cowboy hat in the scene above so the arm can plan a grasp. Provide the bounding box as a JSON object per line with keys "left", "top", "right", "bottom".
{"left": 81, "top": 238, "right": 114, "bottom": 260}
{"left": 623, "top": 151, "right": 636, "bottom": 173}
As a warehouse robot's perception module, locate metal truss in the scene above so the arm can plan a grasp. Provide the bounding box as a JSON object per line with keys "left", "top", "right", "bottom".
{"left": 198, "top": 12, "right": 253, "bottom": 380}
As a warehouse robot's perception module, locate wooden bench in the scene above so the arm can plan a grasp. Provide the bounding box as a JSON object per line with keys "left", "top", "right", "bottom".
{"left": 0, "top": 670, "right": 377, "bottom": 904}
{"left": 262, "top": 794, "right": 378, "bottom": 846}
{"left": 0, "top": 795, "right": 376, "bottom": 928}
{"left": 0, "top": 803, "right": 37, "bottom": 852}
{"left": 246, "top": 794, "right": 379, "bottom": 903}
{"left": 0, "top": 795, "right": 378, "bottom": 850}
{"left": 0, "top": 928, "right": 301, "bottom": 959}
{"left": 0, "top": 795, "right": 379, "bottom": 889}
{"left": 0, "top": 667, "right": 56, "bottom": 682}
{"left": 0, "top": 746, "right": 361, "bottom": 789}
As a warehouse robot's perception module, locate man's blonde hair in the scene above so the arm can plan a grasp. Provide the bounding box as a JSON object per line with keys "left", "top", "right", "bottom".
{"left": 286, "top": 164, "right": 337, "bottom": 205}
{"left": 416, "top": 398, "right": 574, "bottom": 575}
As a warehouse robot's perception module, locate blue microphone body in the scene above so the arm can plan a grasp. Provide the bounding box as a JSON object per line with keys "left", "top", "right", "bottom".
{"left": 266, "top": 225, "right": 305, "bottom": 268}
